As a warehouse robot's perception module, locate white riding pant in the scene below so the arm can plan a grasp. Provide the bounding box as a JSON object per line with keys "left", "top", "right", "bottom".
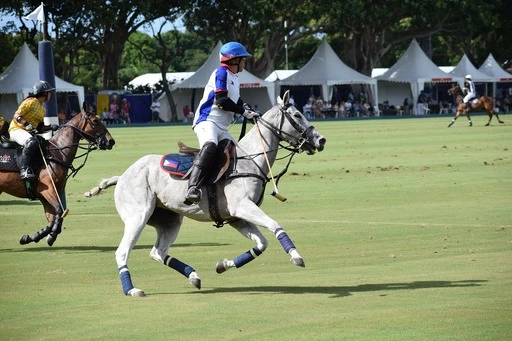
{"left": 463, "top": 93, "right": 476, "bottom": 104}
{"left": 9, "top": 128, "right": 32, "bottom": 146}
{"left": 193, "top": 120, "right": 234, "bottom": 148}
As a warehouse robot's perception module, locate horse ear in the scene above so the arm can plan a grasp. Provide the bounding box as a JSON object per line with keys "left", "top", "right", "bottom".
{"left": 82, "top": 101, "right": 87, "bottom": 112}
{"left": 283, "top": 90, "right": 290, "bottom": 104}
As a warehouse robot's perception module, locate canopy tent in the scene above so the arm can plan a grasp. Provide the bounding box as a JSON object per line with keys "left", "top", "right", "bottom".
{"left": 478, "top": 53, "right": 512, "bottom": 99}
{"left": 478, "top": 53, "right": 512, "bottom": 81}
{"left": 376, "top": 39, "right": 462, "bottom": 114}
{"left": 450, "top": 54, "right": 495, "bottom": 99}
{"left": 128, "top": 72, "right": 194, "bottom": 89}
{"left": 0, "top": 43, "right": 85, "bottom": 117}
{"left": 451, "top": 54, "right": 495, "bottom": 82}
{"left": 264, "top": 70, "right": 298, "bottom": 82}
{"left": 278, "top": 40, "right": 378, "bottom": 112}
{"left": 157, "top": 41, "right": 275, "bottom": 121}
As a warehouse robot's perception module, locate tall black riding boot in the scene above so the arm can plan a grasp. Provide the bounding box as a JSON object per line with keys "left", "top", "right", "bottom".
{"left": 184, "top": 141, "right": 217, "bottom": 204}
{"left": 19, "top": 137, "right": 39, "bottom": 180}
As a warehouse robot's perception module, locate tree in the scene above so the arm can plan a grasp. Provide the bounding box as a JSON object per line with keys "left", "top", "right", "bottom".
{"left": 321, "top": 0, "right": 507, "bottom": 76}
{"left": 125, "top": 25, "right": 210, "bottom": 121}
{"left": 182, "top": 0, "right": 326, "bottom": 79}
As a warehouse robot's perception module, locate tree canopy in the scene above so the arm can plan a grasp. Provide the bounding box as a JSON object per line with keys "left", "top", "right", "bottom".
{"left": 1, "top": 0, "right": 510, "bottom": 93}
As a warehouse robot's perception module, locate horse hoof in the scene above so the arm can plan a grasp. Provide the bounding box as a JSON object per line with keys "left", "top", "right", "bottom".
{"left": 128, "top": 288, "right": 146, "bottom": 297}
{"left": 291, "top": 257, "right": 305, "bottom": 268}
{"left": 189, "top": 273, "right": 201, "bottom": 290}
{"left": 19, "top": 235, "right": 31, "bottom": 245}
{"left": 215, "top": 258, "right": 229, "bottom": 274}
{"left": 46, "top": 235, "right": 56, "bottom": 247}
{"left": 485, "top": 123, "right": 489, "bottom": 126}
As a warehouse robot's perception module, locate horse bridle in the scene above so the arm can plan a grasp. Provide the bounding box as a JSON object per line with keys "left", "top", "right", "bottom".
{"left": 256, "top": 103, "right": 315, "bottom": 152}
{"left": 47, "top": 112, "right": 108, "bottom": 178}
{"left": 65, "top": 112, "right": 107, "bottom": 148}
{"left": 232, "top": 103, "right": 316, "bottom": 194}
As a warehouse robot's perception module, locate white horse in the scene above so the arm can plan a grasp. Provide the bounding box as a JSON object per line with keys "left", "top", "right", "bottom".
{"left": 86, "top": 91, "right": 326, "bottom": 296}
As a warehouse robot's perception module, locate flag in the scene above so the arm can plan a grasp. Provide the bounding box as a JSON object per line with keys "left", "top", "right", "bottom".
{"left": 24, "top": 3, "right": 45, "bottom": 23}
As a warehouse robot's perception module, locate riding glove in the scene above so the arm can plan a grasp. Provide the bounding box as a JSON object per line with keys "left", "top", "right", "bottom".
{"left": 243, "top": 110, "right": 260, "bottom": 120}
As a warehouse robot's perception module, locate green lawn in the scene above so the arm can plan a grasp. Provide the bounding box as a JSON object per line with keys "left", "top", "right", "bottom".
{"left": 1, "top": 115, "right": 511, "bottom": 340}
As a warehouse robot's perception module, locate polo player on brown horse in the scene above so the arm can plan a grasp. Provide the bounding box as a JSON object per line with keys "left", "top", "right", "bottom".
{"left": 447, "top": 75, "right": 504, "bottom": 127}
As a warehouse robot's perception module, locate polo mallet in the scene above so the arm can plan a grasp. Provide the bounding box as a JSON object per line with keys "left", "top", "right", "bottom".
{"left": 255, "top": 120, "right": 287, "bottom": 202}
{"left": 38, "top": 144, "right": 69, "bottom": 217}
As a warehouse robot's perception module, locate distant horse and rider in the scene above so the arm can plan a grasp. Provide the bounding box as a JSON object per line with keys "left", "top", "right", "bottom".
{"left": 0, "top": 102, "right": 115, "bottom": 246}
{"left": 85, "top": 91, "right": 326, "bottom": 297}
{"left": 447, "top": 78, "right": 504, "bottom": 127}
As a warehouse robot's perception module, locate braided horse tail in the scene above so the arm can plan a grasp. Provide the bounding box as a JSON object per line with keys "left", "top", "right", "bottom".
{"left": 84, "top": 176, "right": 119, "bottom": 197}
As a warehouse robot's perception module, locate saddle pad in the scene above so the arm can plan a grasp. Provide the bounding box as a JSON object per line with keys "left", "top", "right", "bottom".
{"left": 0, "top": 147, "right": 18, "bottom": 171}
{"left": 160, "top": 153, "right": 194, "bottom": 177}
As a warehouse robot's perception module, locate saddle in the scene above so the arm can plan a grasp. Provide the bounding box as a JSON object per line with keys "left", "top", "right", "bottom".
{"left": 0, "top": 137, "right": 45, "bottom": 173}
{"left": 0, "top": 137, "right": 46, "bottom": 200}
{"left": 160, "top": 139, "right": 236, "bottom": 228}
{"left": 160, "top": 139, "right": 234, "bottom": 184}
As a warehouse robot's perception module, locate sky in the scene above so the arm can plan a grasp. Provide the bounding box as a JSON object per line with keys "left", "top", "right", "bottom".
{"left": 0, "top": 12, "right": 179, "bottom": 36}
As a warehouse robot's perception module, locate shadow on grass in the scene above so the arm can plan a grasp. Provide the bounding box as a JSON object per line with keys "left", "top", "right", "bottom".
{"left": 0, "top": 242, "right": 230, "bottom": 253}
{"left": 186, "top": 280, "right": 487, "bottom": 298}
{"left": 0, "top": 200, "right": 41, "bottom": 206}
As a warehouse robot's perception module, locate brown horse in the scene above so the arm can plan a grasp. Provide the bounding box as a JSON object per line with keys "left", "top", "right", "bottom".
{"left": 0, "top": 109, "right": 115, "bottom": 246}
{"left": 447, "top": 84, "right": 504, "bottom": 127}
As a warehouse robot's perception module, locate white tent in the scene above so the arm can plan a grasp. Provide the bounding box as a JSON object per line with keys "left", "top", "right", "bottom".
{"left": 158, "top": 41, "right": 275, "bottom": 121}
{"left": 478, "top": 53, "right": 512, "bottom": 99}
{"left": 265, "top": 70, "right": 298, "bottom": 82}
{"left": 0, "top": 43, "right": 85, "bottom": 117}
{"left": 128, "top": 72, "right": 194, "bottom": 89}
{"left": 450, "top": 54, "right": 494, "bottom": 82}
{"left": 478, "top": 53, "right": 512, "bottom": 81}
{"left": 376, "top": 39, "right": 462, "bottom": 114}
{"left": 278, "top": 40, "right": 378, "bottom": 110}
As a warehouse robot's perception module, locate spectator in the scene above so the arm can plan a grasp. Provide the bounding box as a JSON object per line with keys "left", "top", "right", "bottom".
{"left": 417, "top": 90, "right": 428, "bottom": 115}
{"left": 119, "top": 98, "right": 131, "bottom": 124}
{"left": 150, "top": 98, "right": 160, "bottom": 123}
{"left": 101, "top": 107, "right": 110, "bottom": 124}
{"left": 358, "top": 90, "right": 367, "bottom": 104}
{"left": 109, "top": 98, "right": 119, "bottom": 123}
{"left": 348, "top": 90, "right": 355, "bottom": 104}
{"left": 58, "top": 108, "right": 68, "bottom": 124}
{"left": 182, "top": 105, "right": 191, "bottom": 122}
{"left": 403, "top": 97, "right": 411, "bottom": 115}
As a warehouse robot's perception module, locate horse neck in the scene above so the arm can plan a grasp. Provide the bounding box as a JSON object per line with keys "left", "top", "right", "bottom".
{"left": 238, "top": 119, "right": 281, "bottom": 171}
{"left": 48, "top": 126, "right": 82, "bottom": 167}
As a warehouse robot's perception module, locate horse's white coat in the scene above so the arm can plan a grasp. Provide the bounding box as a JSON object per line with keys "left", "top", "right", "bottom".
{"left": 91, "top": 92, "right": 326, "bottom": 296}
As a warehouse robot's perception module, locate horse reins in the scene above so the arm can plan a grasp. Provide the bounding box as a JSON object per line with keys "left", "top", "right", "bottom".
{"left": 45, "top": 112, "right": 107, "bottom": 179}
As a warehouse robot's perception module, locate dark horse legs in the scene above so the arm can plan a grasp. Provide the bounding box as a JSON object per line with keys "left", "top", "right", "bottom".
{"left": 19, "top": 213, "right": 63, "bottom": 246}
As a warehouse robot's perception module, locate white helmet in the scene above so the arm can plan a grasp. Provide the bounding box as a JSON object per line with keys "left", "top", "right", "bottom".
{"left": 465, "top": 74, "right": 472, "bottom": 80}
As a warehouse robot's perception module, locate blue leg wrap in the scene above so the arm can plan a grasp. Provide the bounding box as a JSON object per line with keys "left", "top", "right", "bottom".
{"left": 165, "top": 256, "right": 195, "bottom": 278}
{"left": 118, "top": 265, "right": 134, "bottom": 295}
{"left": 233, "top": 247, "right": 262, "bottom": 268}
{"left": 275, "top": 228, "right": 295, "bottom": 253}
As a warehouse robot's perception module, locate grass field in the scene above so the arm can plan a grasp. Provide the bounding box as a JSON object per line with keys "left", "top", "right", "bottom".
{"left": 1, "top": 115, "right": 511, "bottom": 340}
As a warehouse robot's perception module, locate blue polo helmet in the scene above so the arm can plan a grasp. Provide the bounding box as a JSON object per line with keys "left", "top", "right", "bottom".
{"left": 220, "top": 42, "right": 252, "bottom": 62}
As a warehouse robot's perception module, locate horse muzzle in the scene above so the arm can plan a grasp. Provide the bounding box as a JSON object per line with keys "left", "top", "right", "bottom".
{"left": 303, "top": 135, "right": 326, "bottom": 155}
{"left": 98, "top": 136, "right": 115, "bottom": 150}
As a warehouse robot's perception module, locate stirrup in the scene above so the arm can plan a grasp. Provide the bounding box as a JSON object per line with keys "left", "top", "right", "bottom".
{"left": 20, "top": 168, "right": 36, "bottom": 180}
{"left": 184, "top": 187, "right": 202, "bottom": 205}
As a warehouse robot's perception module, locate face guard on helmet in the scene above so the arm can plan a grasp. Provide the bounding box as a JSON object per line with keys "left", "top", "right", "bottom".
{"left": 33, "top": 80, "right": 55, "bottom": 96}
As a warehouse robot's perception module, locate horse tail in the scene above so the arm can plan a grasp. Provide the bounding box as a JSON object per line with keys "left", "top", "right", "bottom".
{"left": 84, "top": 176, "right": 120, "bottom": 197}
